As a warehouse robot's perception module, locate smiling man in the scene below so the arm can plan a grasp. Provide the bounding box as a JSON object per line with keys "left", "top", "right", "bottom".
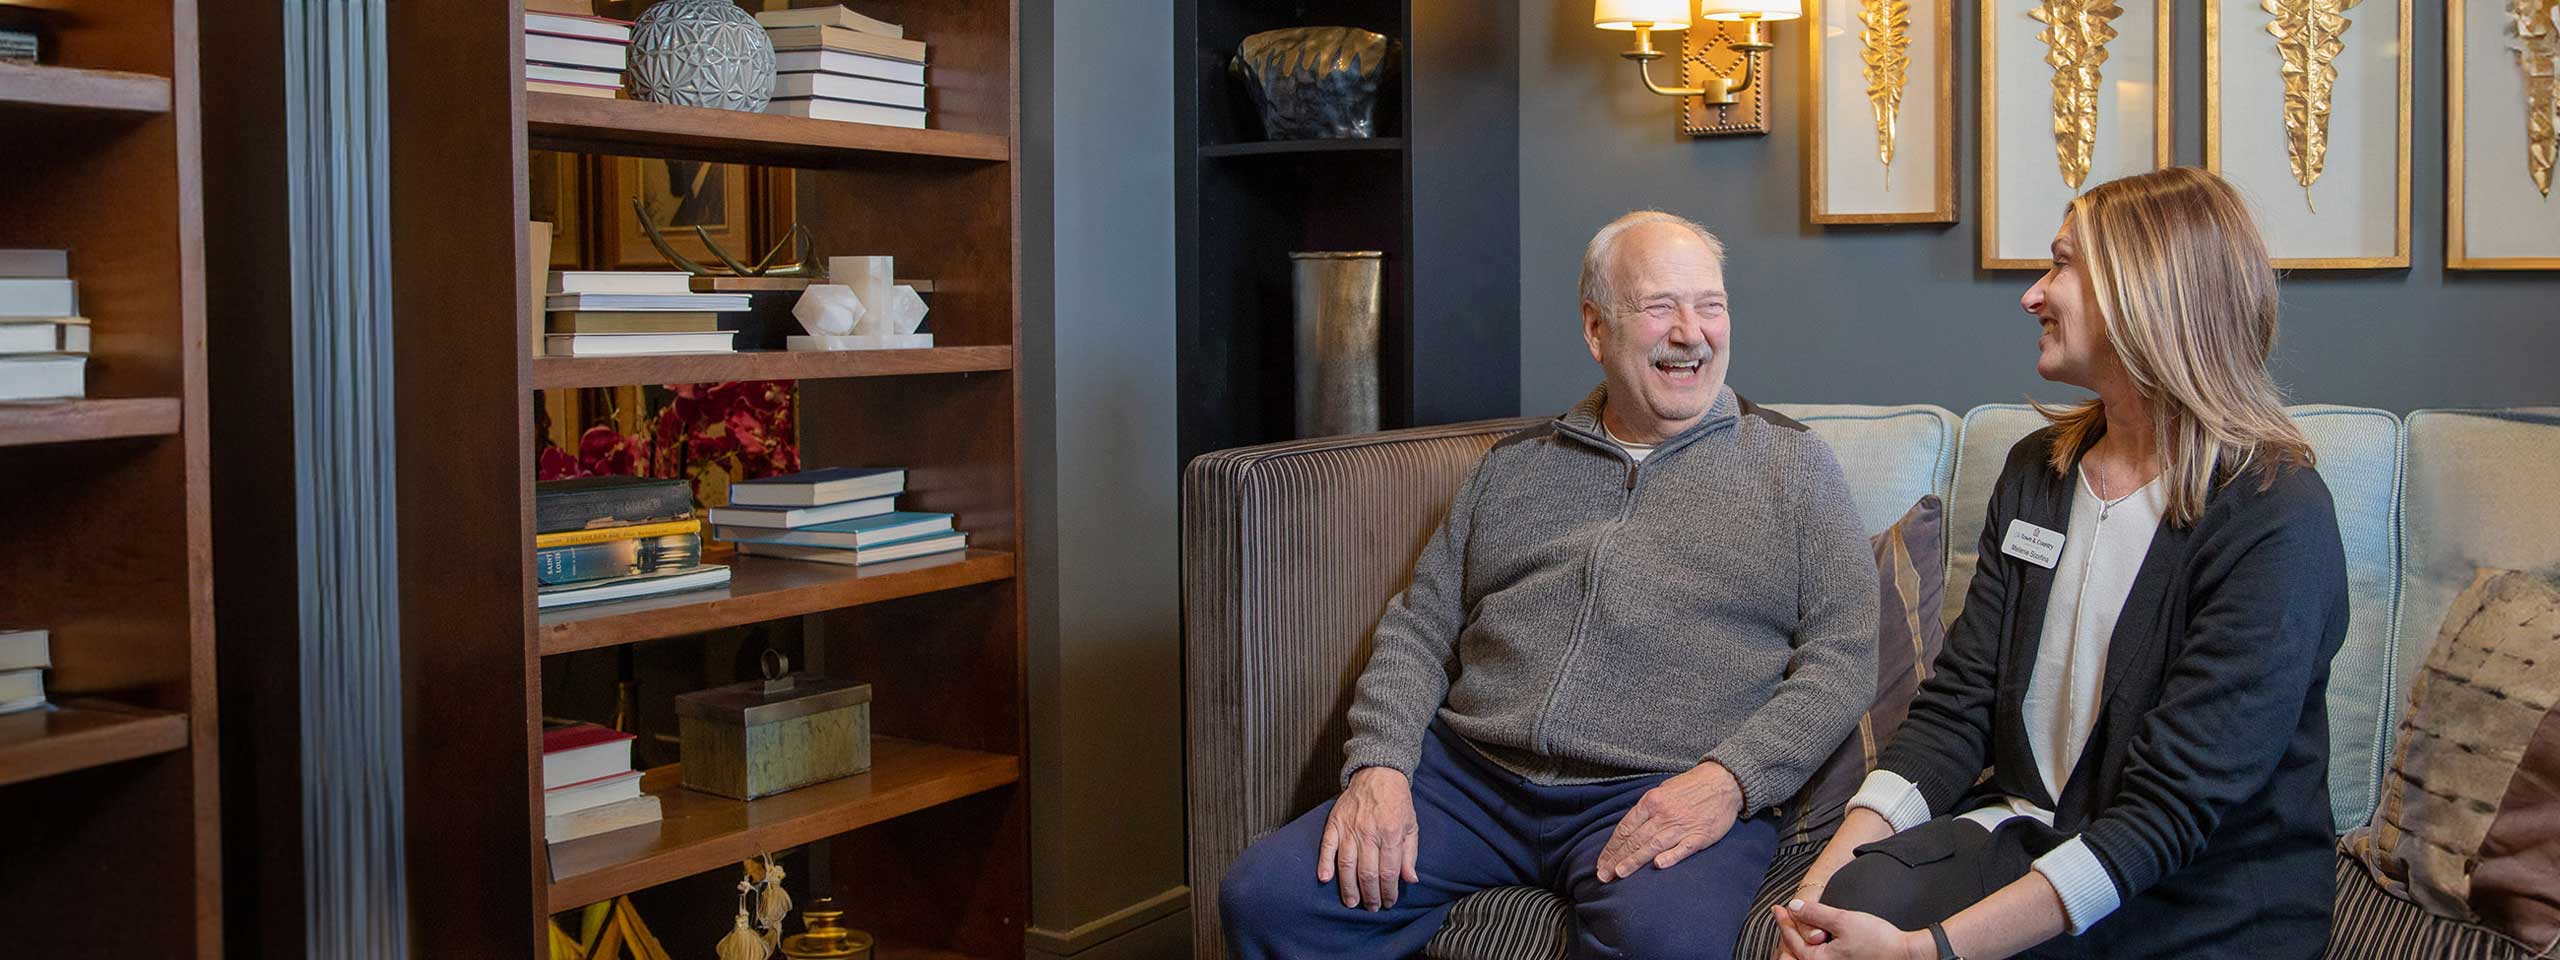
{"left": 1216, "top": 211, "right": 1882, "bottom": 959}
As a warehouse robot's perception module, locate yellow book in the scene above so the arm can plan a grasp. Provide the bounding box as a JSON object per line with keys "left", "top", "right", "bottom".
{"left": 534, "top": 517, "right": 702, "bottom": 549}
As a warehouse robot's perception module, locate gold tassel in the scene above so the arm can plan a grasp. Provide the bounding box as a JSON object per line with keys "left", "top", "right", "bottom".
{"left": 717, "top": 881, "right": 773, "bottom": 960}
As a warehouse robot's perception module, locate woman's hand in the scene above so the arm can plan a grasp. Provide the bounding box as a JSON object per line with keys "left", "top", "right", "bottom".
{"left": 1776, "top": 806, "right": 1898, "bottom": 954}
{"left": 1771, "top": 898, "right": 1930, "bottom": 960}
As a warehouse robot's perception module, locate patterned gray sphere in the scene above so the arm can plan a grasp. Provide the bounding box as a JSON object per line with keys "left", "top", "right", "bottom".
{"left": 628, "top": 0, "right": 776, "bottom": 112}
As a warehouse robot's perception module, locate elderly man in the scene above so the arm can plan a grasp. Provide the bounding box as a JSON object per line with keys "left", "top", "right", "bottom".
{"left": 1217, "top": 212, "right": 1881, "bottom": 959}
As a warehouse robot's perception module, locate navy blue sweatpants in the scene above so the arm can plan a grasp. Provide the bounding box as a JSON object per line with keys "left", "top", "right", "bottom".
{"left": 1219, "top": 722, "right": 1780, "bottom": 960}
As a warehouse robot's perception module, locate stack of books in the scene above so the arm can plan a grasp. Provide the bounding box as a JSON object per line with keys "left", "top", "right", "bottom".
{"left": 536, "top": 476, "right": 733, "bottom": 608}
{"left": 757, "top": 5, "right": 929, "bottom": 128}
{"left": 0, "top": 250, "right": 86, "bottom": 402}
{"left": 523, "top": 3, "right": 632, "bottom": 99}
{"left": 707, "top": 467, "right": 969, "bottom": 565}
{"left": 546, "top": 271, "right": 748, "bottom": 357}
{"left": 543, "top": 721, "right": 661, "bottom": 844}
{"left": 0, "top": 628, "right": 48, "bottom": 716}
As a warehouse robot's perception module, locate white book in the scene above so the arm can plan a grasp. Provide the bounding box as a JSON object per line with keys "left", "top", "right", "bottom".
{"left": 0, "top": 279, "right": 75, "bottom": 317}
{"left": 543, "top": 769, "right": 644, "bottom": 817}
{"left": 536, "top": 564, "right": 732, "bottom": 609}
{"left": 527, "top": 80, "right": 619, "bottom": 99}
{"left": 770, "top": 72, "right": 924, "bottom": 109}
{"left": 524, "top": 62, "right": 626, "bottom": 87}
{"left": 0, "top": 355, "right": 83, "bottom": 401}
{"left": 705, "top": 495, "right": 895, "bottom": 529}
{"left": 0, "top": 250, "right": 68, "bottom": 279}
{"left": 545, "top": 793, "right": 662, "bottom": 845}
{"left": 772, "top": 48, "right": 926, "bottom": 85}
{"left": 526, "top": 33, "right": 628, "bottom": 71}
{"left": 549, "top": 271, "right": 694, "bottom": 295}
{"left": 0, "top": 318, "right": 88, "bottom": 354}
{"left": 764, "top": 97, "right": 925, "bottom": 129}
{"left": 786, "top": 333, "right": 932, "bottom": 351}
{"left": 737, "top": 532, "right": 967, "bottom": 566}
{"left": 544, "top": 332, "right": 737, "bottom": 357}
{"left": 0, "top": 695, "right": 44, "bottom": 716}
{"left": 0, "top": 668, "right": 40, "bottom": 706}
{"left": 753, "top": 5, "right": 903, "bottom": 38}
{"left": 0, "top": 628, "right": 47, "bottom": 673}
{"left": 546, "top": 292, "right": 751, "bottom": 311}
{"left": 525, "top": 12, "right": 632, "bottom": 43}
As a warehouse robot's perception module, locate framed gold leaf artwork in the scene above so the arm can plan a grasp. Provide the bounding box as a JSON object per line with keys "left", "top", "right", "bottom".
{"left": 1807, "top": 0, "right": 1956, "bottom": 223}
{"left": 2206, "top": 0, "right": 2411, "bottom": 268}
{"left": 2448, "top": 0, "right": 2560, "bottom": 269}
{"left": 1980, "top": 0, "right": 2174, "bottom": 268}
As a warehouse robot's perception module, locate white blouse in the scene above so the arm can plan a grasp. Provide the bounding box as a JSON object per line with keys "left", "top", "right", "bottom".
{"left": 1845, "top": 471, "right": 2166, "bottom": 934}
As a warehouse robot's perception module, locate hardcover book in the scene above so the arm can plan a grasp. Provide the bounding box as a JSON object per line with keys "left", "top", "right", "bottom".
{"left": 0, "top": 628, "right": 46, "bottom": 673}
{"left": 534, "top": 475, "right": 694, "bottom": 533}
{"left": 703, "top": 495, "right": 895, "bottom": 529}
{"left": 0, "top": 250, "right": 68, "bottom": 278}
{"left": 536, "top": 533, "right": 701, "bottom": 586}
{"left": 727, "top": 466, "right": 905, "bottom": 507}
{"left": 772, "top": 48, "right": 926, "bottom": 85}
{"left": 735, "top": 531, "right": 967, "bottom": 566}
{"left": 763, "top": 97, "right": 926, "bottom": 128}
{"left": 0, "top": 279, "right": 76, "bottom": 318}
{"left": 714, "top": 510, "right": 949, "bottom": 549}
{"left": 753, "top": 5, "right": 903, "bottom": 37}
{"left": 0, "top": 318, "right": 89, "bottom": 354}
{"left": 761, "top": 24, "right": 926, "bottom": 63}
{"left": 535, "top": 564, "right": 732, "bottom": 609}
{"left": 542, "top": 721, "right": 637, "bottom": 790}
{"left": 0, "top": 354, "right": 83, "bottom": 401}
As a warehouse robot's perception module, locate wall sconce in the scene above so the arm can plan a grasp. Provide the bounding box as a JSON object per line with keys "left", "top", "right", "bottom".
{"left": 1594, "top": 0, "right": 1800, "bottom": 108}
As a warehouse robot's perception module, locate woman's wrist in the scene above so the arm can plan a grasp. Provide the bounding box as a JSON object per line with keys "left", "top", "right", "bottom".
{"left": 1903, "top": 928, "right": 1941, "bottom": 960}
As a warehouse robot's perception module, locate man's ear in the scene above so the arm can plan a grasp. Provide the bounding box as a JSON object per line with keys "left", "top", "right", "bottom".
{"left": 1581, "top": 302, "right": 1607, "bottom": 366}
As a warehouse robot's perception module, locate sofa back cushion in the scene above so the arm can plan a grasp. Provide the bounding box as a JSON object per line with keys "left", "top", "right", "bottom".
{"left": 2399, "top": 409, "right": 2560, "bottom": 707}
{"left": 1764, "top": 403, "right": 1962, "bottom": 539}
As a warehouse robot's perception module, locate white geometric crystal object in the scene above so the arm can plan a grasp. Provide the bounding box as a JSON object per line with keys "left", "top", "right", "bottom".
{"left": 828, "top": 255, "right": 897, "bottom": 335}
{"left": 883, "top": 284, "right": 929, "bottom": 335}
{"left": 791, "top": 284, "right": 865, "bottom": 336}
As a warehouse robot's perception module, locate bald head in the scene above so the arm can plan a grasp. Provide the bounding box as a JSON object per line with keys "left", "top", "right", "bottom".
{"left": 1578, "top": 211, "right": 1726, "bottom": 314}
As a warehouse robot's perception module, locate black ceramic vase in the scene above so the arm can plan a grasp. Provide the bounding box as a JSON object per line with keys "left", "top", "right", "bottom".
{"left": 1231, "top": 27, "right": 1396, "bottom": 140}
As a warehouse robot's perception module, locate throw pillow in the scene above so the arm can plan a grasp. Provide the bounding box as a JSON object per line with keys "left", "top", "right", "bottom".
{"left": 2345, "top": 568, "right": 2560, "bottom": 953}
{"left": 1784, "top": 494, "right": 1947, "bottom": 846}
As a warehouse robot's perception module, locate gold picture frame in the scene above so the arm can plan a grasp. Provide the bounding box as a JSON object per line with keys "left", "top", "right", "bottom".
{"left": 1807, "top": 0, "right": 1958, "bottom": 224}
{"left": 2447, "top": 0, "right": 2560, "bottom": 270}
{"left": 2205, "top": 0, "right": 2412, "bottom": 269}
{"left": 1980, "top": 0, "right": 2176, "bottom": 269}
{"left": 599, "top": 158, "right": 793, "bottom": 271}
{"left": 530, "top": 150, "right": 590, "bottom": 270}
{"left": 1680, "top": 22, "right": 1774, "bottom": 136}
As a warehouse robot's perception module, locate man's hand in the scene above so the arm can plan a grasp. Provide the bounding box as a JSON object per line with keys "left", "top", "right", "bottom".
{"left": 1318, "top": 766, "right": 1420, "bottom": 911}
{"left": 1596, "top": 760, "right": 1743, "bottom": 883}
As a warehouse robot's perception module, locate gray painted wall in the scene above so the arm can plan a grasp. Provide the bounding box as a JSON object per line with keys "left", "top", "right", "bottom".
{"left": 1021, "top": 0, "right": 1190, "bottom": 956}
{"left": 1519, "top": 0, "right": 2559, "bottom": 418}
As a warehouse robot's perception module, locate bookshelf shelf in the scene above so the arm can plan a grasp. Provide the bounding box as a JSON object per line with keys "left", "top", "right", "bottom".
{"left": 0, "top": 397, "right": 183, "bottom": 447}
{"left": 544, "top": 737, "right": 1021, "bottom": 911}
{"left": 1199, "top": 137, "right": 1404, "bottom": 158}
{"left": 525, "top": 93, "right": 1009, "bottom": 167}
{"left": 533, "top": 345, "right": 1012, "bottom": 390}
{"left": 0, "top": 63, "right": 173, "bottom": 114}
{"left": 538, "top": 549, "right": 1016, "bottom": 655}
{"left": 0, "top": 702, "right": 189, "bottom": 788}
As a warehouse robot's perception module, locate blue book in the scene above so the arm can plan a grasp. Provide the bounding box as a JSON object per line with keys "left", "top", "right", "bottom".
{"left": 712, "top": 511, "right": 953, "bottom": 549}
{"left": 728, "top": 467, "right": 906, "bottom": 507}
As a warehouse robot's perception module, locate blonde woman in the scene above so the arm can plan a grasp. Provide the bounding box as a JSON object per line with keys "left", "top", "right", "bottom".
{"left": 1771, "top": 167, "right": 2349, "bottom": 960}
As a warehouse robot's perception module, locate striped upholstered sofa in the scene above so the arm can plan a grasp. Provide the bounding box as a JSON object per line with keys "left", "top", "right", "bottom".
{"left": 1183, "top": 403, "right": 2560, "bottom": 959}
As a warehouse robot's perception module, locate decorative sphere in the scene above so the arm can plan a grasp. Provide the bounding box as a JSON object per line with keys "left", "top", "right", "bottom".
{"left": 628, "top": 0, "right": 777, "bottom": 112}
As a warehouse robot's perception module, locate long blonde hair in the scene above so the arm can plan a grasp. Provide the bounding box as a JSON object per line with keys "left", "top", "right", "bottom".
{"left": 2034, "top": 167, "right": 2314, "bottom": 526}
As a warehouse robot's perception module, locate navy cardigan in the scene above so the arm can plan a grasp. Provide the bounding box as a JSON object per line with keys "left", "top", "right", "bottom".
{"left": 1879, "top": 427, "right": 2350, "bottom": 960}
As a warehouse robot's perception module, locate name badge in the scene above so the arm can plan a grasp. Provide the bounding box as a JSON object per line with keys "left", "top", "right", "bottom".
{"left": 2001, "top": 519, "right": 2065, "bottom": 569}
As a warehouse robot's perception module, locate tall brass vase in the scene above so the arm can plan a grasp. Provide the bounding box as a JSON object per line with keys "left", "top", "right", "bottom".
{"left": 1288, "top": 251, "right": 1383, "bottom": 437}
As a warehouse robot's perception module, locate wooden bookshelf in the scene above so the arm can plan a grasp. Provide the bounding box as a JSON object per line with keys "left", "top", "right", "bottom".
{"left": 0, "top": 62, "right": 174, "bottom": 114}
{"left": 0, "top": 397, "right": 184, "bottom": 447}
{"left": 532, "top": 344, "right": 1010, "bottom": 390}
{"left": 387, "top": 2, "right": 1031, "bottom": 956}
{"left": 0, "top": 702, "right": 190, "bottom": 787}
{"left": 546, "top": 738, "right": 1021, "bottom": 911}
{"left": 0, "top": 0, "right": 219, "bottom": 955}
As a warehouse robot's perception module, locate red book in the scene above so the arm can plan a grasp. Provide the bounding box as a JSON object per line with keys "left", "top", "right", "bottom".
{"left": 542, "top": 722, "right": 636, "bottom": 791}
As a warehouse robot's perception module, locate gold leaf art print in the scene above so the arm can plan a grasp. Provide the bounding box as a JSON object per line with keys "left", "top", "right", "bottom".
{"left": 2262, "top": 0, "right": 2359, "bottom": 211}
{"left": 1861, "top": 0, "right": 1914, "bottom": 180}
{"left": 2513, "top": 0, "right": 2560, "bottom": 196}
{"left": 2028, "top": 0, "right": 2125, "bottom": 190}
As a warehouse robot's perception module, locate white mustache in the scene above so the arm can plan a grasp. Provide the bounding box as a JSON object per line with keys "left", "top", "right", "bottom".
{"left": 1649, "top": 345, "right": 1712, "bottom": 365}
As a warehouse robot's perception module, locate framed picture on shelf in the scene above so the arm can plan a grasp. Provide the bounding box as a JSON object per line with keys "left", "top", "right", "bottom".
{"left": 1806, "top": 0, "right": 1955, "bottom": 223}
{"left": 1981, "top": 0, "right": 2174, "bottom": 268}
{"left": 529, "top": 150, "right": 589, "bottom": 269}
{"left": 599, "top": 158, "right": 796, "bottom": 271}
{"left": 2206, "top": 0, "right": 2411, "bottom": 268}
{"left": 2447, "top": 0, "right": 2560, "bottom": 270}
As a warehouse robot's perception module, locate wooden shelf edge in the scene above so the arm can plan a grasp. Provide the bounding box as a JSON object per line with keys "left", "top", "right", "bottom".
{"left": 0, "top": 63, "right": 174, "bottom": 114}
{"left": 538, "top": 549, "right": 1017, "bottom": 655}
{"left": 532, "top": 345, "right": 1013, "bottom": 390}
{"left": 543, "top": 739, "right": 1020, "bottom": 911}
{"left": 0, "top": 702, "right": 190, "bottom": 787}
{"left": 525, "top": 93, "right": 1009, "bottom": 166}
{"left": 0, "top": 397, "right": 184, "bottom": 448}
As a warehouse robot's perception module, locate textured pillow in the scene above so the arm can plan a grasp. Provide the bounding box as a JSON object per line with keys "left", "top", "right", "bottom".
{"left": 2345, "top": 568, "right": 2560, "bottom": 953}
{"left": 1783, "top": 494, "right": 1947, "bottom": 845}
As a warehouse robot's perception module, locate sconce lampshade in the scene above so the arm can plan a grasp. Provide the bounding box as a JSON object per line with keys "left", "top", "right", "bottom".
{"left": 1593, "top": 0, "right": 1691, "bottom": 30}
{"left": 1697, "top": 0, "right": 1802, "bottom": 20}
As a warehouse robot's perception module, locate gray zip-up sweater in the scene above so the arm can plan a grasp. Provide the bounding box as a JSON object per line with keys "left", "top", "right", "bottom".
{"left": 1342, "top": 385, "right": 1881, "bottom": 815}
